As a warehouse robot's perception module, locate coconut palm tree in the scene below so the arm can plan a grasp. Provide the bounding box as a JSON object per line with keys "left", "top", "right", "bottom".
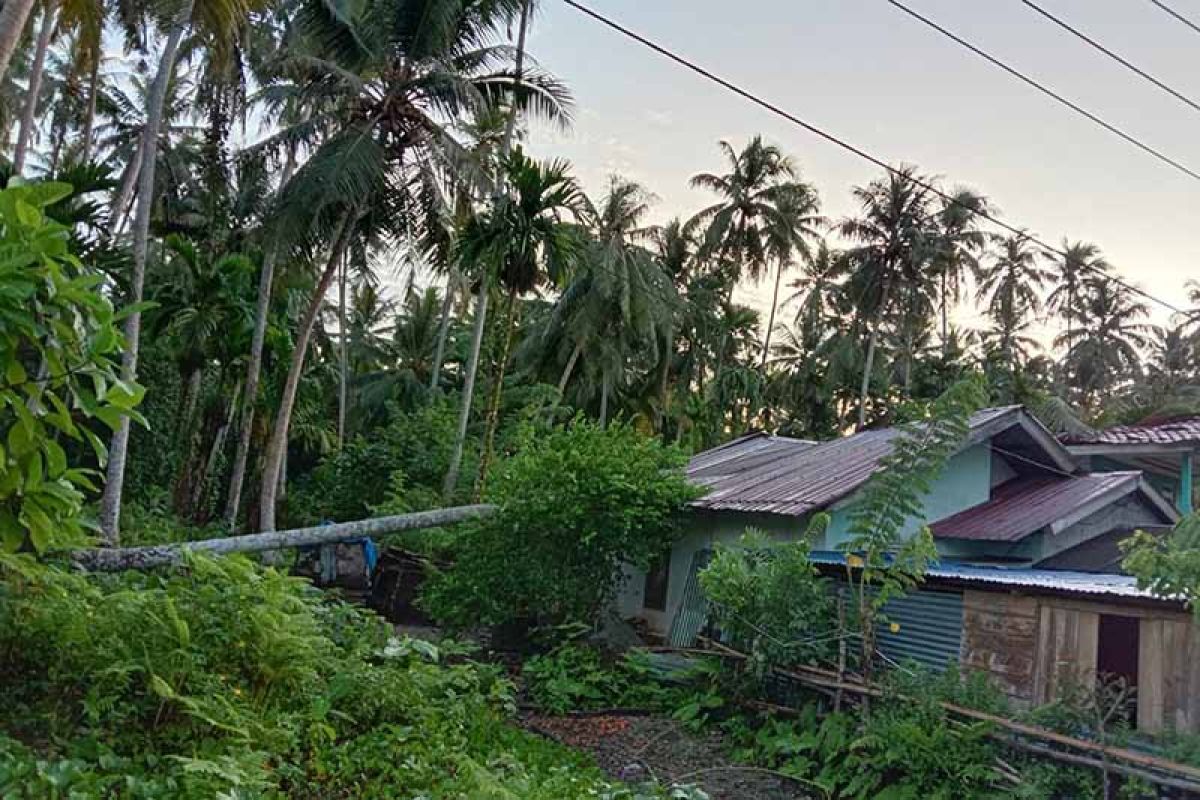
{"left": 252, "top": 0, "right": 572, "bottom": 530}
{"left": 760, "top": 180, "right": 823, "bottom": 367}
{"left": 1047, "top": 240, "right": 1110, "bottom": 381}
{"left": 551, "top": 177, "right": 677, "bottom": 426}
{"left": 689, "top": 137, "right": 809, "bottom": 364}
{"left": 455, "top": 150, "right": 587, "bottom": 498}
{"left": 930, "top": 188, "right": 989, "bottom": 350}
{"left": 1056, "top": 277, "right": 1154, "bottom": 407}
{"left": 100, "top": 5, "right": 201, "bottom": 542}
{"left": 837, "top": 166, "right": 939, "bottom": 428}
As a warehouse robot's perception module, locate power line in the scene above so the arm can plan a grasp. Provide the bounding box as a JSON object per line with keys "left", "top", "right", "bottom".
{"left": 555, "top": 0, "right": 1185, "bottom": 316}
{"left": 883, "top": 0, "right": 1200, "bottom": 185}
{"left": 1148, "top": 0, "right": 1200, "bottom": 37}
{"left": 1019, "top": 0, "right": 1200, "bottom": 115}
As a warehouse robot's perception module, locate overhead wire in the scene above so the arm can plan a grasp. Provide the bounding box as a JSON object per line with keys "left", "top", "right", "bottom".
{"left": 883, "top": 0, "right": 1200, "bottom": 185}
{"left": 1147, "top": 0, "right": 1200, "bottom": 37}
{"left": 556, "top": 0, "right": 1186, "bottom": 316}
{"left": 1018, "top": 0, "right": 1200, "bottom": 115}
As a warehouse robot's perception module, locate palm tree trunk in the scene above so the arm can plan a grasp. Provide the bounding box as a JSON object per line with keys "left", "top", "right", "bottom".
{"left": 193, "top": 378, "right": 239, "bottom": 518}
{"left": 336, "top": 250, "right": 348, "bottom": 450}
{"left": 857, "top": 279, "right": 892, "bottom": 430}
{"left": 760, "top": 259, "right": 785, "bottom": 368}
{"left": 556, "top": 339, "right": 584, "bottom": 395}
{"left": 940, "top": 270, "right": 950, "bottom": 356}
{"left": 81, "top": 56, "right": 99, "bottom": 163}
{"left": 99, "top": 3, "right": 194, "bottom": 545}
{"left": 429, "top": 266, "right": 458, "bottom": 391}
{"left": 108, "top": 147, "right": 141, "bottom": 235}
{"left": 222, "top": 150, "right": 296, "bottom": 530}
{"left": 258, "top": 213, "right": 353, "bottom": 532}
{"left": 657, "top": 325, "right": 672, "bottom": 433}
{"left": 442, "top": 281, "right": 488, "bottom": 502}
{"left": 0, "top": 0, "right": 38, "bottom": 85}
{"left": 473, "top": 287, "right": 518, "bottom": 501}
{"left": 13, "top": 1, "right": 54, "bottom": 175}
{"left": 599, "top": 368, "right": 610, "bottom": 429}
{"left": 500, "top": 0, "right": 531, "bottom": 154}
{"left": 440, "top": 0, "right": 529, "bottom": 502}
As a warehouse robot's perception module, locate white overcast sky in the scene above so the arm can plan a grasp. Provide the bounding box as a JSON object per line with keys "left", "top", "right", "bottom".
{"left": 520, "top": 0, "right": 1199, "bottom": 337}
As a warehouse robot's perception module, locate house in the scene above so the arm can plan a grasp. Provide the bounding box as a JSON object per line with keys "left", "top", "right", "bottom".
{"left": 808, "top": 555, "right": 1199, "bottom": 734}
{"left": 1061, "top": 415, "right": 1200, "bottom": 515}
{"left": 617, "top": 406, "right": 1179, "bottom": 635}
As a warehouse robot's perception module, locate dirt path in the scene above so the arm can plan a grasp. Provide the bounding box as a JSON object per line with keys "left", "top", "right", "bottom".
{"left": 522, "top": 713, "right": 817, "bottom": 800}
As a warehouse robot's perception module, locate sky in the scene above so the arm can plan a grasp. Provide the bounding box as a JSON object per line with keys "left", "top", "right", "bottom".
{"left": 519, "top": 0, "right": 1200, "bottom": 338}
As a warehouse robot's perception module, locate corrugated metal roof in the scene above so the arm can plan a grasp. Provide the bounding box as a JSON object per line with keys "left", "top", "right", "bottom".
{"left": 687, "top": 406, "right": 1022, "bottom": 516}
{"left": 928, "top": 472, "right": 1142, "bottom": 542}
{"left": 807, "top": 551, "right": 1175, "bottom": 603}
{"left": 1064, "top": 417, "right": 1200, "bottom": 447}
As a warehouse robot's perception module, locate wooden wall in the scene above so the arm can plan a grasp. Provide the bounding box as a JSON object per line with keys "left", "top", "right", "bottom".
{"left": 962, "top": 589, "right": 1200, "bottom": 733}
{"left": 1032, "top": 604, "right": 1098, "bottom": 706}
{"left": 962, "top": 591, "right": 1040, "bottom": 706}
{"left": 1139, "top": 618, "right": 1200, "bottom": 733}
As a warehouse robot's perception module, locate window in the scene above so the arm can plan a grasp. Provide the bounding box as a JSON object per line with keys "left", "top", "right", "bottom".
{"left": 643, "top": 554, "right": 670, "bottom": 612}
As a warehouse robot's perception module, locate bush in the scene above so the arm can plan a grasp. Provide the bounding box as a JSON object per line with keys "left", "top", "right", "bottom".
{"left": 699, "top": 526, "right": 836, "bottom": 675}
{"left": 0, "top": 553, "right": 653, "bottom": 798}
{"left": 422, "top": 419, "right": 701, "bottom": 630}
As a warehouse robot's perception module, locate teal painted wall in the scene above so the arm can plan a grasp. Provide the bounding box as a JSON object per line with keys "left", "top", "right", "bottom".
{"left": 817, "top": 443, "right": 994, "bottom": 549}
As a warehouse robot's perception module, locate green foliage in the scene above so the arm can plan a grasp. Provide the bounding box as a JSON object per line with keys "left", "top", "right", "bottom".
{"left": 699, "top": 523, "right": 836, "bottom": 674}
{"left": 289, "top": 437, "right": 398, "bottom": 524}
{"left": 0, "top": 182, "right": 143, "bottom": 553}
{"left": 521, "top": 643, "right": 711, "bottom": 716}
{"left": 1122, "top": 512, "right": 1200, "bottom": 621}
{"left": 0, "top": 554, "right": 645, "bottom": 798}
{"left": 841, "top": 376, "right": 987, "bottom": 671}
{"left": 423, "top": 419, "right": 701, "bottom": 629}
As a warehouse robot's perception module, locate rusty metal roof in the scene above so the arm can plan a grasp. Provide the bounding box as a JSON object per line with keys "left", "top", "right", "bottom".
{"left": 1063, "top": 416, "right": 1200, "bottom": 447}
{"left": 929, "top": 472, "right": 1148, "bottom": 542}
{"left": 688, "top": 406, "right": 1026, "bottom": 516}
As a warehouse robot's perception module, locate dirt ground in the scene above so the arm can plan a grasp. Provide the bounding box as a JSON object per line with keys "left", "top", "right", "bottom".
{"left": 522, "top": 712, "right": 816, "bottom": 800}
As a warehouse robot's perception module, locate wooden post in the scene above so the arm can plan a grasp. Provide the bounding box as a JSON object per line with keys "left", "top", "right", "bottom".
{"left": 835, "top": 592, "right": 847, "bottom": 713}
{"left": 1180, "top": 451, "right": 1194, "bottom": 515}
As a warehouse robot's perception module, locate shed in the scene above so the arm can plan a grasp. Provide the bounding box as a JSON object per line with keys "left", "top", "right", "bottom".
{"left": 805, "top": 555, "right": 1200, "bottom": 734}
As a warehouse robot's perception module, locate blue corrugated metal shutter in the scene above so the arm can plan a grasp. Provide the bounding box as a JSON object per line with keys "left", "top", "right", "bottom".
{"left": 875, "top": 587, "right": 964, "bottom": 671}
{"left": 667, "top": 549, "right": 712, "bottom": 647}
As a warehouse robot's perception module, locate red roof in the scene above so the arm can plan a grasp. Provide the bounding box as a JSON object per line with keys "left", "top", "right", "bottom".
{"left": 1065, "top": 417, "right": 1200, "bottom": 447}
{"left": 929, "top": 472, "right": 1145, "bottom": 542}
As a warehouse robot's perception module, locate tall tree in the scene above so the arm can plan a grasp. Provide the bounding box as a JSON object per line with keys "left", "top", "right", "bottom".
{"left": 100, "top": 3, "right": 198, "bottom": 543}
{"left": 460, "top": 150, "right": 586, "bottom": 497}
{"left": 1048, "top": 240, "right": 1109, "bottom": 381}
{"left": 1057, "top": 277, "right": 1153, "bottom": 407}
{"left": 760, "top": 180, "right": 823, "bottom": 367}
{"left": 838, "top": 166, "right": 938, "bottom": 428}
{"left": 975, "top": 231, "right": 1051, "bottom": 378}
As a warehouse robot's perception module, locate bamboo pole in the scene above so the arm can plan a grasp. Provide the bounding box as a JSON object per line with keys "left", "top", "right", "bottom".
{"left": 686, "top": 638, "right": 1200, "bottom": 788}
{"left": 71, "top": 505, "right": 495, "bottom": 572}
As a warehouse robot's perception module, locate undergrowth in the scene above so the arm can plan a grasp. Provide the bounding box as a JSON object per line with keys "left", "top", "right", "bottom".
{"left": 0, "top": 553, "right": 675, "bottom": 798}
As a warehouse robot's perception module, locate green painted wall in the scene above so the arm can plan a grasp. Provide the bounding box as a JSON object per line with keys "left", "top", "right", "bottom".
{"left": 817, "top": 443, "right": 994, "bottom": 549}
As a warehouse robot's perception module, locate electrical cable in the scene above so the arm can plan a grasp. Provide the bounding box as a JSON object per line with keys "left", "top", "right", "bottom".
{"left": 884, "top": 0, "right": 1200, "bottom": 184}
{"left": 557, "top": 0, "right": 1186, "bottom": 315}
{"left": 1019, "top": 0, "right": 1200, "bottom": 115}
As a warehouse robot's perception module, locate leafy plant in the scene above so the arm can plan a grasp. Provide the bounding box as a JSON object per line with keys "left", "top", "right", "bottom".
{"left": 423, "top": 419, "right": 701, "bottom": 630}
{"left": 1122, "top": 511, "right": 1200, "bottom": 620}
{"left": 840, "top": 376, "right": 987, "bottom": 683}
{"left": 700, "top": 522, "right": 836, "bottom": 675}
{"left": 0, "top": 181, "right": 143, "bottom": 553}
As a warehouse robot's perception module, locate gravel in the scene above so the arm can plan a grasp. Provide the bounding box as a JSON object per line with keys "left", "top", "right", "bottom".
{"left": 522, "top": 712, "right": 817, "bottom": 800}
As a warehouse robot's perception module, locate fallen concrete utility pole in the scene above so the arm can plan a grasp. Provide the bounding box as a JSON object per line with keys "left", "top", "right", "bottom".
{"left": 70, "top": 505, "right": 496, "bottom": 572}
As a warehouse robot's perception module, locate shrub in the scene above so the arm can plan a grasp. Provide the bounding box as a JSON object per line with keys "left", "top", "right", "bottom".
{"left": 422, "top": 419, "right": 701, "bottom": 630}
{"left": 699, "top": 525, "right": 836, "bottom": 674}
{"left": 0, "top": 553, "right": 654, "bottom": 798}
